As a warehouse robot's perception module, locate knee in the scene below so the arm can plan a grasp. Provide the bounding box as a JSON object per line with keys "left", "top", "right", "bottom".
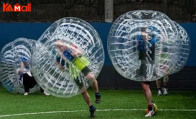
{"left": 86, "top": 72, "right": 95, "bottom": 80}
{"left": 81, "top": 92, "right": 85, "bottom": 96}
{"left": 81, "top": 90, "right": 89, "bottom": 97}
{"left": 81, "top": 90, "right": 87, "bottom": 95}
{"left": 141, "top": 83, "right": 150, "bottom": 91}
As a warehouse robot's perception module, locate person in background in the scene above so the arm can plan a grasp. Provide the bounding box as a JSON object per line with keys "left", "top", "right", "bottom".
{"left": 17, "top": 57, "right": 50, "bottom": 96}
{"left": 156, "top": 76, "right": 169, "bottom": 96}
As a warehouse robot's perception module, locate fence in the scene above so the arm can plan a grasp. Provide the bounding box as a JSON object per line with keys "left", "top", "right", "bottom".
{"left": 0, "top": 0, "right": 195, "bottom": 22}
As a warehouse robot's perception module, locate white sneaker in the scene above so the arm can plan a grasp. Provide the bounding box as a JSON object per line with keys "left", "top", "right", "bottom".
{"left": 24, "top": 92, "right": 28, "bottom": 96}
{"left": 157, "top": 90, "right": 162, "bottom": 96}
{"left": 43, "top": 91, "right": 50, "bottom": 96}
{"left": 145, "top": 110, "right": 155, "bottom": 117}
{"left": 162, "top": 88, "right": 168, "bottom": 95}
{"left": 145, "top": 103, "right": 157, "bottom": 117}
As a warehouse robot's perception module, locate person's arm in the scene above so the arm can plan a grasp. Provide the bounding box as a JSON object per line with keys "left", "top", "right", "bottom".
{"left": 17, "top": 62, "right": 25, "bottom": 75}
{"left": 69, "top": 45, "right": 83, "bottom": 57}
{"left": 56, "top": 61, "right": 65, "bottom": 70}
{"left": 28, "top": 63, "right": 34, "bottom": 75}
{"left": 56, "top": 55, "right": 67, "bottom": 71}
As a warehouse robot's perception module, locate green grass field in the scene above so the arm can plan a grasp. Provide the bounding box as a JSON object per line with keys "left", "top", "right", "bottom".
{"left": 0, "top": 87, "right": 196, "bottom": 119}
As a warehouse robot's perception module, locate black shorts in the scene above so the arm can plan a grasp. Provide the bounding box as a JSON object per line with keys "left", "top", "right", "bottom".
{"left": 23, "top": 73, "right": 37, "bottom": 88}
{"left": 74, "top": 66, "right": 91, "bottom": 89}
{"left": 81, "top": 66, "right": 91, "bottom": 76}
{"left": 142, "top": 81, "right": 151, "bottom": 85}
{"left": 74, "top": 77, "right": 84, "bottom": 89}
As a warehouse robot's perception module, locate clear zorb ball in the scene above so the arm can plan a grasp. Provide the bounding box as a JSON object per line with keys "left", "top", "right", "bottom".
{"left": 171, "top": 22, "right": 190, "bottom": 73}
{"left": 107, "top": 10, "right": 189, "bottom": 82}
{"left": 32, "top": 17, "right": 105, "bottom": 98}
{"left": 0, "top": 38, "right": 39, "bottom": 93}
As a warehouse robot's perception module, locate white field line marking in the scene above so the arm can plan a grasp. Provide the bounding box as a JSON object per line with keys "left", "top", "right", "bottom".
{"left": 0, "top": 108, "right": 196, "bottom": 118}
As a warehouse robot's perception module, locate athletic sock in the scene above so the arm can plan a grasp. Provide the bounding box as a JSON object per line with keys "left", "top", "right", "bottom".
{"left": 148, "top": 104, "right": 152, "bottom": 111}
{"left": 89, "top": 105, "right": 95, "bottom": 110}
{"left": 95, "top": 92, "right": 101, "bottom": 96}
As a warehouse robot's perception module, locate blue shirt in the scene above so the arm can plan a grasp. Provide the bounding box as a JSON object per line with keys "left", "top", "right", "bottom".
{"left": 62, "top": 49, "right": 74, "bottom": 62}
{"left": 137, "top": 34, "right": 157, "bottom": 52}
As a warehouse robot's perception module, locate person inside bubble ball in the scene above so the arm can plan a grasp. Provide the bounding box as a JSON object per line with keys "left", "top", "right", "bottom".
{"left": 54, "top": 40, "right": 101, "bottom": 118}
{"left": 137, "top": 27, "right": 158, "bottom": 117}
{"left": 16, "top": 57, "right": 50, "bottom": 96}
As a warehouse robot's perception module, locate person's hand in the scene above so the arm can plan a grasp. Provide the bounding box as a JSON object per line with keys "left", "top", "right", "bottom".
{"left": 59, "top": 65, "right": 65, "bottom": 71}
{"left": 72, "top": 51, "right": 82, "bottom": 57}
{"left": 56, "top": 61, "right": 65, "bottom": 71}
{"left": 20, "top": 62, "right": 25, "bottom": 70}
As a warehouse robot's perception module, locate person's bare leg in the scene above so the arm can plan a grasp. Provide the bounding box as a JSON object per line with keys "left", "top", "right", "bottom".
{"left": 86, "top": 72, "right": 101, "bottom": 103}
{"left": 86, "top": 72, "right": 99, "bottom": 93}
{"left": 156, "top": 79, "right": 161, "bottom": 89}
{"left": 163, "top": 76, "right": 169, "bottom": 95}
{"left": 81, "top": 90, "right": 96, "bottom": 118}
{"left": 142, "top": 82, "right": 156, "bottom": 117}
{"left": 81, "top": 90, "right": 92, "bottom": 106}
{"left": 163, "top": 82, "right": 167, "bottom": 87}
{"left": 156, "top": 79, "right": 162, "bottom": 95}
{"left": 141, "top": 83, "right": 152, "bottom": 104}
{"left": 163, "top": 76, "right": 169, "bottom": 87}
